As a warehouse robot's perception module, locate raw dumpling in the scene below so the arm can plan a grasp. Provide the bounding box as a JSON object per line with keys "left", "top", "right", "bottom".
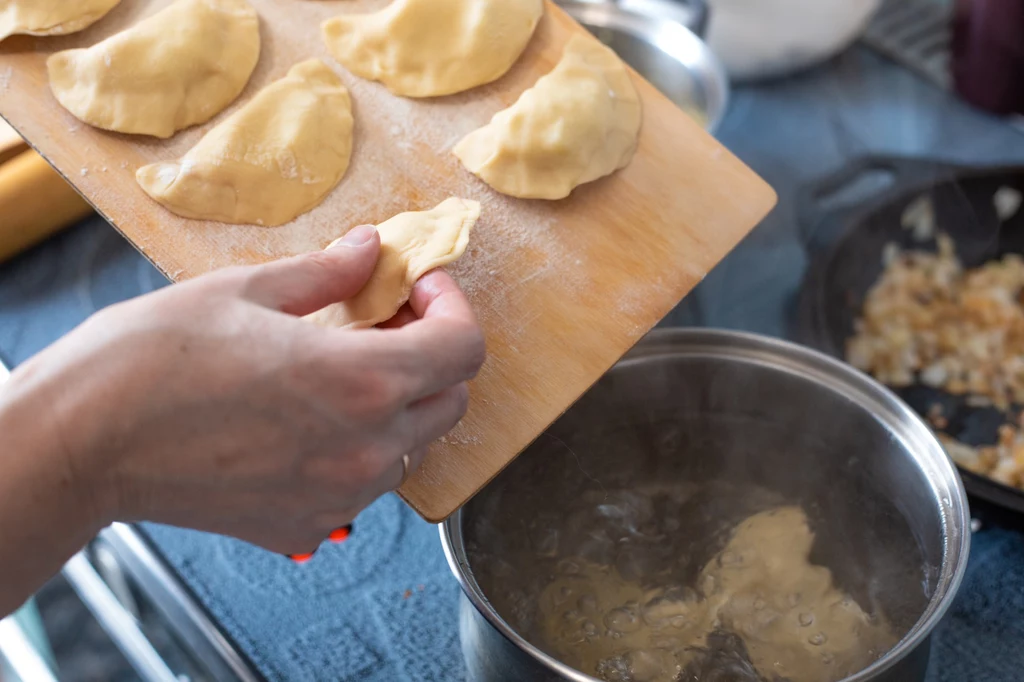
{"left": 306, "top": 198, "right": 480, "bottom": 329}
{"left": 453, "top": 34, "right": 642, "bottom": 200}
{"left": 47, "top": 0, "right": 260, "bottom": 138}
{"left": 0, "top": 0, "right": 121, "bottom": 41}
{"left": 136, "top": 60, "right": 353, "bottom": 227}
{"left": 322, "top": 0, "right": 543, "bottom": 98}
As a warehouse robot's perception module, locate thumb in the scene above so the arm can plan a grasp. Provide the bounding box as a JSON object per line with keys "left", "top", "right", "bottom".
{"left": 242, "top": 224, "right": 380, "bottom": 316}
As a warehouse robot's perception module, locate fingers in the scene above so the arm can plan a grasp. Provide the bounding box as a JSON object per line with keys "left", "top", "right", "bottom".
{"left": 407, "top": 269, "right": 478, "bottom": 326}
{"left": 385, "top": 271, "right": 486, "bottom": 400}
{"left": 391, "top": 383, "right": 470, "bottom": 458}
{"left": 241, "top": 225, "right": 380, "bottom": 315}
{"left": 377, "top": 303, "right": 417, "bottom": 330}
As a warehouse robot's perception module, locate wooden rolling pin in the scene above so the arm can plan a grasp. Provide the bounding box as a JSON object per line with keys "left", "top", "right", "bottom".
{"left": 0, "top": 147, "right": 93, "bottom": 263}
{"left": 0, "top": 118, "right": 26, "bottom": 164}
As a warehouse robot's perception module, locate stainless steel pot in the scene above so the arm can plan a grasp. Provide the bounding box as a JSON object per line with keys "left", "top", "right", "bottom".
{"left": 556, "top": 0, "right": 729, "bottom": 133}
{"left": 441, "top": 329, "right": 970, "bottom": 682}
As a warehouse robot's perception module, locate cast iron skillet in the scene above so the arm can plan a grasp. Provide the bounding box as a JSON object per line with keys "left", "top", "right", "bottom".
{"left": 792, "top": 155, "right": 1024, "bottom": 515}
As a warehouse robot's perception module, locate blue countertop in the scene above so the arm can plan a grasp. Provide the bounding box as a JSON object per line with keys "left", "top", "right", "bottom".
{"left": 3, "top": 47, "right": 1024, "bottom": 681}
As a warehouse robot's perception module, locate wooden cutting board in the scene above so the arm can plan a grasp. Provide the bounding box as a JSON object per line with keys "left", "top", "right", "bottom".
{"left": 0, "top": 0, "right": 776, "bottom": 522}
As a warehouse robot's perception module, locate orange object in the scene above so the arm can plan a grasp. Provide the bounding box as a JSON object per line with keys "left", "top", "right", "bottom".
{"left": 328, "top": 525, "right": 352, "bottom": 543}
{"left": 0, "top": 118, "right": 27, "bottom": 164}
{"left": 0, "top": 149, "right": 93, "bottom": 263}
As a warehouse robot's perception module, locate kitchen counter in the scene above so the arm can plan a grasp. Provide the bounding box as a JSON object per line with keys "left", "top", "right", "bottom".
{"left": 3, "top": 46, "right": 1024, "bottom": 682}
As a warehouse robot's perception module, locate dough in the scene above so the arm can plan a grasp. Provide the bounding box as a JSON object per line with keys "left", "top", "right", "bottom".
{"left": 453, "top": 34, "right": 641, "bottom": 200}
{"left": 136, "top": 60, "right": 353, "bottom": 227}
{"left": 0, "top": 0, "right": 121, "bottom": 41}
{"left": 47, "top": 0, "right": 260, "bottom": 138}
{"left": 321, "top": 0, "right": 543, "bottom": 98}
{"left": 306, "top": 198, "right": 480, "bottom": 329}
{"left": 538, "top": 507, "right": 897, "bottom": 682}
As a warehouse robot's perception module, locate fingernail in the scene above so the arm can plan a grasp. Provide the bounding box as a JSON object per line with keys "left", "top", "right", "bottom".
{"left": 288, "top": 552, "right": 316, "bottom": 564}
{"left": 333, "top": 224, "right": 376, "bottom": 248}
{"left": 328, "top": 525, "right": 353, "bottom": 543}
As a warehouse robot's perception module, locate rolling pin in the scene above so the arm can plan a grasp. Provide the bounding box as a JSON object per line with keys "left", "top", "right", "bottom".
{"left": 0, "top": 121, "right": 26, "bottom": 164}
{"left": 0, "top": 148, "right": 93, "bottom": 263}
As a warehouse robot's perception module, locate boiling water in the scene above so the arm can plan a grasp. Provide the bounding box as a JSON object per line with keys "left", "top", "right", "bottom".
{"left": 535, "top": 506, "right": 896, "bottom": 682}
{"left": 474, "top": 486, "right": 898, "bottom": 682}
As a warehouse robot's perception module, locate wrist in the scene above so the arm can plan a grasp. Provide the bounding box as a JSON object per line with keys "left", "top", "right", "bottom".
{"left": 0, "top": 357, "right": 114, "bottom": 615}
{"left": 0, "top": 356, "right": 116, "bottom": 532}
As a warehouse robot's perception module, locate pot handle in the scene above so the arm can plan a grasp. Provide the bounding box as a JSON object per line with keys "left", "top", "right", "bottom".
{"left": 798, "top": 155, "right": 966, "bottom": 252}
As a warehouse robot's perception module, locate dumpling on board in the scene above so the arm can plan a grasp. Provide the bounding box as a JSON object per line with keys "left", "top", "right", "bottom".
{"left": 136, "top": 60, "right": 354, "bottom": 227}
{"left": 306, "top": 198, "right": 480, "bottom": 329}
{"left": 0, "top": 0, "right": 122, "bottom": 41}
{"left": 454, "top": 34, "right": 642, "bottom": 200}
{"left": 47, "top": 0, "right": 260, "bottom": 138}
{"left": 322, "top": 0, "right": 543, "bottom": 98}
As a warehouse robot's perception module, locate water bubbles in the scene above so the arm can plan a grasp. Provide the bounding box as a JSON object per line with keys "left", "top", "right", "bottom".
{"left": 652, "top": 636, "right": 679, "bottom": 650}
{"left": 719, "top": 550, "right": 743, "bottom": 567}
{"left": 534, "top": 527, "right": 560, "bottom": 558}
{"left": 641, "top": 592, "right": 693, "bottom": 629}
{"left": 596, "top": 654, "right": 630, "bottom": 681}
{"left": 577, "top": 530, "right": 616, "bottom": 565}
{"left": 557, "top": 559, "right": 581, "bottom": 575}
{"left": 668, "top": 615, "right": 690, "bottom": 629}
{"left": 525, "top": 498, "right": 897, "bottom": 682}
{"left": 605, "top": 606, "right": 642, "bottom": 634}
{"left": 702, "top": 573, "right": 718, "bottom": 594}
{"left": 628, "top": 649, "right": 667, "bottom": 682}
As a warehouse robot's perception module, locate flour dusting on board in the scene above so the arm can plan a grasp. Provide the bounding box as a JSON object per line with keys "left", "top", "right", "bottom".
{"left": 0, "top": 0, "right": 777, "bottom": 522}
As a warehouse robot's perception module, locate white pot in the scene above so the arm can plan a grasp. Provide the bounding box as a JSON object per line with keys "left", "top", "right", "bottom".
{"left": 706, "top": 0, "right": 883, "bottom": 82}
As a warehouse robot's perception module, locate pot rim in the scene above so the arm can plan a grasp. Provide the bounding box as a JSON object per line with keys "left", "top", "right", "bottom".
{"left": 440, "top": 328, "right": 971, "bottom": 682}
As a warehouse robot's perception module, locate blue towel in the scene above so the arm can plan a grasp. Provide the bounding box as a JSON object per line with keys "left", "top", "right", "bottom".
{"left": 140, "top": 503, "right": 1024, "bottom": 682}
{"left": 143, "top": 496, "right": 465, "bottom": 682}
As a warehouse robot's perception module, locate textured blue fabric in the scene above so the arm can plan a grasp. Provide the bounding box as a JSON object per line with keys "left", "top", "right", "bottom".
{"left": 3, "top": 46, "right": 1024, "bottom": 682}
{"left": 141, "top": 497, "right": 463, "bottom": 682}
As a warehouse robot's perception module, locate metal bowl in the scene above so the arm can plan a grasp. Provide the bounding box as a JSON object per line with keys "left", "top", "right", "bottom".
{"left": 557, "top": 0, "right": 729, "bottom": 134}
{"left": 442, "top": 329, "right": 969, "bottom": 682}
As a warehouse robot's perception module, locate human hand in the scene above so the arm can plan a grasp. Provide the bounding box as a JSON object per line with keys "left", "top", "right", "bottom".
{"left": 8, "top": 225, "right": 485, "bottom": 556}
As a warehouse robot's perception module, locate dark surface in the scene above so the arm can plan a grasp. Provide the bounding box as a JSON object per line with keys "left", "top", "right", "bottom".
{"left": 4, "top": 46, "right": 1024, "bottom": 682}
{"left": 793, "top": 156, "right": 1024, "bottom": 514}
